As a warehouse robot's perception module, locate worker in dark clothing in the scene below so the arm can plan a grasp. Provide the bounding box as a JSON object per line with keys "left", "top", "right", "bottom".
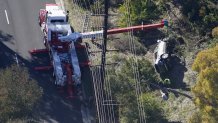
{"left": 66, "top": 10, "right": 69, "bottom": 22}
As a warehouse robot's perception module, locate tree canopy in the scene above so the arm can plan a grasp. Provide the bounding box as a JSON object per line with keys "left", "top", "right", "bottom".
{"left": 190, "top": 45, "right": 218, "bottom": 122}
{"left": 212, "top": 27, "right": 218, "bottom": 38}
{"left": 118, "top": 0, "right": 161, "bottom": 27}
{"left": 0, "top": 65, "right": 43, "bottom": 122}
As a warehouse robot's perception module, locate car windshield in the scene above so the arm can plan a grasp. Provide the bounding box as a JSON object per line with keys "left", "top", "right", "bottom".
{"left": 50, "top": 19, "right": 64, "bottom": 23}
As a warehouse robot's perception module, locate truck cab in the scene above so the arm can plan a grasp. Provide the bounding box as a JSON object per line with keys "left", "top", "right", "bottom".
{"left": 38, "top": 4, "right": 68, "bottom": 26}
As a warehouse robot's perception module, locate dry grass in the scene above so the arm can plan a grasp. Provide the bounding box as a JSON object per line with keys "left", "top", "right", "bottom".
{"left": 63, "top": 0, "right": 86, "bottom": 32}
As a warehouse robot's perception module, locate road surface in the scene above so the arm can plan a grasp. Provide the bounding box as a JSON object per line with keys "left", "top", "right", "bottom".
{"left": 0, "top": 0, "right": 83, "bottom": 122}
{"left": 0, "top": 0, "right": 49, "bottom": 59}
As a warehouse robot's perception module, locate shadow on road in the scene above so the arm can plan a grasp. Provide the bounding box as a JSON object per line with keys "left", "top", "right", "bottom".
{"left": 0, "top": 42, "right": 15, "bottom": 68}
{"left": 0, "top": 30, "right": 14, "bottom": 43}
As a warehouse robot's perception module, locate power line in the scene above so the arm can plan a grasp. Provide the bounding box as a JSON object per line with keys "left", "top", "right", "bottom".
{"left": 125, "top": 0, "right": 146, "bottom": 122}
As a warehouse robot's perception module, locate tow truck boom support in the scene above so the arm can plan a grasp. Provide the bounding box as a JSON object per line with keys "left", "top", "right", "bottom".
{"left": 107, "top": 21, "right": 167, "bottom": 34}
{"left": 68, "top": 20, "right": 168, "bottom": 40}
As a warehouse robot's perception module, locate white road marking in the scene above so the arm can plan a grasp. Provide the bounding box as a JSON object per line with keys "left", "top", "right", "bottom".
{"left": 4, "top": 10, "right": 10, "bottom": 24}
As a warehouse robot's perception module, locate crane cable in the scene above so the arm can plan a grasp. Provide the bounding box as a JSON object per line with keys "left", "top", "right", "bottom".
{"left": 125, "top": 0, "right": 146, "bottom": 122}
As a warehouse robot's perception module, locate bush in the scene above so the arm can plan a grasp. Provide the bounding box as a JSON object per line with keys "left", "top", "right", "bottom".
{"left": 119, "top": 92, "right": 166, "bottom": 123}
{"left": 188, "top": 111, "right": 202, "bottom": 123}
{"left": 0, "top": 65, "right": 43, "bottom": 122}
{"left": 74, "top": 0, "right": 94, "bottom": 8}
{"left": 191, "top": 45, "right": 218, "bottom": 122}
{"left": 180, "top": 0, "right": 218, "bottom": 29}
{"left": 110, "top": 0, "right": 124, "bottom": 7}
{"left": 90, "top": 0, "right": 104, "bottom": 13}
{"left": 118, "top": 0, "right": 161, "bottom": 27}
{"left": 208, "top": 38, "right": 218, "bottom": 48}
{"left": 212, "top": 27, "right": 218, "bottom": 38}
{"left": 108, "top": 58, "right": 165, "bottom": 122}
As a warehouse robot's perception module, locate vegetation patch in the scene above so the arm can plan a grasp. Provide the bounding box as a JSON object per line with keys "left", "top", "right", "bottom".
{"left": 107, "top": 57, "right": 167, "bottom": 122}
{"left": 0, "top": 65, "right": 42, "bottom": 122}
{"left": 190, "top": 45, "right": 218, "bottom": 122}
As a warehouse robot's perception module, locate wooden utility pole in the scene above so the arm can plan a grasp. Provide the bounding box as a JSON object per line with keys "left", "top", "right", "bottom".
{"left": 101, "top": 0, "right": 109, "bottom": 84}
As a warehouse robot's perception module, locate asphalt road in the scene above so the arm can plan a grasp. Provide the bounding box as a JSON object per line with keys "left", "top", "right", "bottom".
{"left": 0, "top": 0, "right": 50, "bottom": 59}
{"left": 0, "top": 0, "right": 83, "bottom": 122}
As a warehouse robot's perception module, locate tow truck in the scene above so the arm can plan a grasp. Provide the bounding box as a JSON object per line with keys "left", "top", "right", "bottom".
{"left": 31, "top": 3, "right": 168, "bottom": 98}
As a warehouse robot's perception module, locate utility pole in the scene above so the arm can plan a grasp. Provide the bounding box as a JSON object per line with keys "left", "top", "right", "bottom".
{"left": 101, "top": 0, "right": 109, "bottom": 84}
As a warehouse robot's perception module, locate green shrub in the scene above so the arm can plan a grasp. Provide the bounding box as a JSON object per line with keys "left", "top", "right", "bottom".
{"left": 212, "top": 27, "right": 218, "bottom": 38}
{"left": 0, "top": 65, "right": 42, "bottom": 122}
{"left": 107, "top": 58, "right": 166, "bottom": 122}
{"left": 191, "top": 45, "right": 218, "bottom": 122}
{"left": 118, "top": 0, "right": 161, "bottom": 27}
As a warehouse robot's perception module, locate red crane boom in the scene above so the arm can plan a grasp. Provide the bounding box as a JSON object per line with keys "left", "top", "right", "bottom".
{"left": 107, "top": 21, "right": 166, "bottom": 35}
